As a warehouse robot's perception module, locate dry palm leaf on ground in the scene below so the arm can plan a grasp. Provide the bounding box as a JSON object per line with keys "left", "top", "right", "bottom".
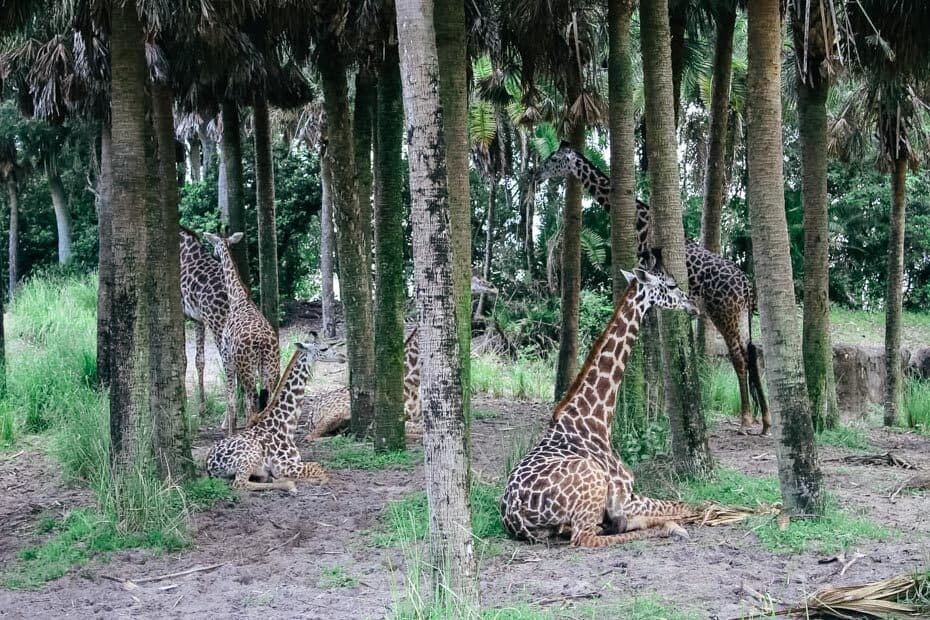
{"left": 680, "top": 502, "right": 780, "bottom": 527}
{"left": 825, "top": 452, "right": 917, "bottom": 470}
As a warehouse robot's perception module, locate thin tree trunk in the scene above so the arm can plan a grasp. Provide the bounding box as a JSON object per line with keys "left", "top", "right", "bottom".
{"left": 397, "top": 0, "right": 478, "bottom": 607}
{"left": 435, "top": 0, "right": 473, "bottom": 426}
{"left": 217, "top": 144, "right": 228, "bottom": 220}
{"left": 373, "top": 28, "right": 406, "bottom": 452}
{"left": 221, "top": 101, "right": 248, "bottom": 282}
{"left": 46, "top": 165, "right": 72, "bottom": 265}
{"left": 199, "top": 122, "right": 216, "bottom": 174}
{"left": 97, "top": 124, "right": 113, "bottom": 387}
{"left": 476, "top": 174, "right": 496, "bottom": 317}
{"left": 354, "top": 71, "right": 375, "bottom": 245}
{"left": 746, "top": 0, "right": 822, "bottom": 515}
{"left": 554, "top": 118, "right": 584, "bottom": 400}
{"left": 798, "top": 74, "right": 839, "bottom": 431}
{"left": 253, "top": 95, "right": 279, "bottom": 332}
{"left": 698, "top": 7, "right": 736, "bottom": 358}
{"left": 7, "top": 181, "right": 18, "bottom": 299}
{"left": 884, "top": 156, "right": 907, "bottom": 427}
{"left": 319, "top": 143, "right": 337, "bottom": 340}
{"left": 151, "top": 82, "right": 193, "bottom": 479}
{"left": 641, "top": 0, "right": 712, "bottom": 476}
{"left": 188, "top": 137, "right": 202, "bottom": 183}
{"left": 318, "top": 39, "right": 376, "bottom": 437}
{"left": 669, "top": 6, "right": 686, "bottom": 128}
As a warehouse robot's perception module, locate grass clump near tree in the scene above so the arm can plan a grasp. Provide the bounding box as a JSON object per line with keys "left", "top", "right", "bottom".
{"left": 317, "top": 435, "right": 422, "bottom": 470}
{"left": 906, "top": 379, "right": 930, "bottom": 432}
{"left": 471, "top": 354, "right": 554, "bottom": 401}
{"left": 678, "top": 468, "right": 891, "bottom": 554}
{"left": 816, "top": 425, "right": 871, "bottom": 451}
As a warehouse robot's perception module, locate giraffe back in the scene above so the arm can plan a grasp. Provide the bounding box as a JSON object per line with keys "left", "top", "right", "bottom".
{"left": 180, "top": 228, "right": 228, "bottom": 336}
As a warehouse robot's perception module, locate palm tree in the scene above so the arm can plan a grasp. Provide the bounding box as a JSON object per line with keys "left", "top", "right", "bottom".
{"left": 220, "top": 101, "right": 249, "bottom": 280}
{"left": 396, "top": 0, "right": 478, "bottom": 608}
{"left": 253, "top": 94, "right": 280, "bottom": 331}
{"left": 746, "top": 0, "right": 822, "bottom": 515}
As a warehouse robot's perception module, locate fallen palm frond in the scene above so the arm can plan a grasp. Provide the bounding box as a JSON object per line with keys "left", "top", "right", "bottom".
{"left": 680, "top": 501, "right": 781, "bottom": 527}
{"left": 761, "top": 573, "right": 930, "bottom": 619}
{"left": 825, "top": 452, "right": 917, "bottom": 470}
{"left": 890, "top": 473, "right": 930, "bottom": 500}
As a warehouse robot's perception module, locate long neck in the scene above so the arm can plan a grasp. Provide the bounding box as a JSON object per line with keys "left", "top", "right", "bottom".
{"left": 256, "top": 353, "right": 313, "bottom": 432}
{"left": 216, "top": 243, "right": 250, "bottom": 304}
{"left": 551, "top": 281, "right": 648, "bottom": 442}
{"left": 404, "top": 329, "right": 419, "bottom": 375}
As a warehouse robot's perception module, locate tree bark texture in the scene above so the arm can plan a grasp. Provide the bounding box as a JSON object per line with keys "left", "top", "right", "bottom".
{"left": 669, "top": 5, "right": 686, "bottom": 128}
{"left": 198, "top": 122, "right": 215, "bottom": 173}
{"left": 397, "top": 0, "right": 478, "bottom": 608}
{"left": 253, "top": 95, "right": 279, "bottom": 332}
{"left": 318, "top": 40, "right": 377, "bottom": 437}
{"left": 96, "top": 124, "right": 113, "bottom": 387}
{"left": 373, "top": 31, "right": 407, "bottom": 452}
{"left": 746, "top": 0, "right": 822, "bottom": 514}
{"left": 884, "top": 157, "right": 907, "bottom": 426}
{"left": 7, "top": 181, "right": 18, "bottom": 299}
{"left": 797, "top": 75, "right": 840, "bottom": 431}
{"left": 354, "top": 71, "right": 375, "bottom": 245}
{"left": 189, "top": 137, "right": 202, "bottom": 183}
{"left": 319, "top": 142, "right": 338, "bottom": 340}
{"left": 476, "top": 174, "right": 496, "bottom": 317}
{"left": 221, "top": 101, "right": 249, "bottom": 282}
{"left": 46, "top": 164, "right": 72, "bottom": 264}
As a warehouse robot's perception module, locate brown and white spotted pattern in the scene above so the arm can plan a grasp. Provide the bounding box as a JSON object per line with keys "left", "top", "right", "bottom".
{"left": 204, "top": 232, "right": 280, "bottom": 435}
{"left": 206, "top": 338, "right": 344, "bottom": 492}
{"left": 180, "top": 227, "right": 229, "bottom": 415}
{"left": 501, "top": 252, "right": 699, "bottom": 547}
{"left": 535, "top": 144, "right": 770, "bottom": 434}
{"left": 302, "top": 275, "right": 498, "bottom": 441}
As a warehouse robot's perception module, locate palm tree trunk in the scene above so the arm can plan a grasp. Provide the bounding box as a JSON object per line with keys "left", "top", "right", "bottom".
{"left": 151, "top": 82, "right": 193, "bottom": 479}
{"left": 746, "top": 0, "right": 822, "bottom": 515}
{"left": 46, "top": 164, "right": 72, "bottom": 265}
{"left": 217, "top": 143, "right": 228, "bottom": 220}
{"left": 698, "top": 6, "right": 736, "bottom": 358}
{"left": 221, "top": 101, "right": 249, "bottom": 282}
{"left": 641, "top": 0, "right": 711, "bottom": 476}
{"left": 798, "top": 75, "right": 839, "bottom": 431}
{"left": 554, "top": 117, "right": 584, "bottom": 400}
{"left": 96, "top": 123, "right": 113, "bottom": 387}
{"left": 373, "top": 30, "right": 406, "bottom": 453}
{"left": 397, "top": 0, "right": 478, "bottom": 607}
{"left": 669, "top": 7, "right": 686, "bottom": 128}
{"left": 435, "top": 0, "right": 473, "bottom": 425}
{"left": 188, "top": 137, "right": 202, "bottom": 183}
{"left": 884, "top": 156, "right": 907, "bottom": 426}
{"left": 318, "top": 38, "right": 376, "bottom": 437}
{"left": 198, "top": 122, "right": 215, "bottom": 173}
{"left": 476, "top": 174, "right": 496, "bottom": 317}
{"left": 354, "top": 71, "right": 375, "bottom": 239}
{"left": 7, "top": 180, "right": 18, "bottom": 299}
{"left": 319, "top": 142, "right": 337, "bottom": 340}
{"left": 253, "top": 95, "right": 279, "bottom": 332}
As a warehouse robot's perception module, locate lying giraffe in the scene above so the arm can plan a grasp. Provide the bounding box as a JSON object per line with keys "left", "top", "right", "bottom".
{"left": 501, "top": 250, "right": 697, "bottom": 547}
{"left": 204, "top": 232, "right": 280, "bottom": 435}
{"left": 302, "top": 275, "right": 498, "bottom": 441}
{"left": 535, "top": 144, "right": 770, "bottom": 434}
{"left": 206, "top": 337, "right": 345, "bottom": 492}
{"left": 179, "top": 227, "right": 228, "bottom": 415}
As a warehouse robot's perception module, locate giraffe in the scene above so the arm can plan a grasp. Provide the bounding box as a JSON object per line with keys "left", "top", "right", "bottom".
{"left": 501, "top": 249, "right": 699, "bottom": 547}
{"left": 179, "top": 227, "right": 228, "bottom": 415}
{"left": 206, "top": 336, "right": 345, "bottom": 492}
{"left": 535, "top": 143, "right": 770, "bottom": 435}
{"left": 302, "top": 274, "right": 498, "bottom": 441}
{"left": 203, "top": 232, "right": 280, "bottom": 435}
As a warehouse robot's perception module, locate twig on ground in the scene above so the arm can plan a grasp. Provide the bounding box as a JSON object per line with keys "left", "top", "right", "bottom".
{"left": 825, "top": 453, "right": 916, "bottom": 470}
{"left": 890, "top": 473, "right": 930, "bottom": 500}
{"left": 263, "top": 532, "right": 300, "bottom": 555}
{"left": 534, "top": 592, "right": 601, "bottom": 606}
{"left": 106, "top": 562, "right": 227, "bottom": 587}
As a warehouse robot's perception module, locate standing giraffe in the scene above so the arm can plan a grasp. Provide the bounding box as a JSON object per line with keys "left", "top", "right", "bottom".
{"left": 501, "top": 250, "right": 698, "bottom": 547}
{"left": 179, "top": 227, "right": 228, "bottom": 414}
{"left": 303, "top": 275, "right": 498, "bottom": 441}
{"left": 204, "top": 232, "right": 280, "bottom": 435}
{"left": 535, "top": 144, "right": 770, "bottom": 434}
{"left": 206, "top": 337, "right": 344, "bottom": 492}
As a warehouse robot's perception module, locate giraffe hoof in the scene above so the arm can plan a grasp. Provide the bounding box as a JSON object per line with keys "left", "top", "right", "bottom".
{"left": 737, "top": 427, "right": 751, "bottom": 436}
{"left": 665, "top": 523, "right": 689, "bottom": 540}
{"left": 285, "top": 480, "right": 298, "bottom": 494}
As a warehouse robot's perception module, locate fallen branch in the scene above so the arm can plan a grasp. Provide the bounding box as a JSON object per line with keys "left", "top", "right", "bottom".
{"left": 890, "top": 473, "right": 930, "bottom": 500}
{"left": 105, "top": 562, "right": 227, "bottom": 587}
{"left": 757, "top": 573, "right": 929, "bottom": 619}
{"left": 679, "top": 502, "right": 780, "bottom": 527}
{"left": 534, "top": 591, "right": 601, "bottom": 607}
{"left": 263, "top": 532, "right": 300, "bottom": 555}
{"left": 825, "top": 453, "right": 916, "bottom": 470}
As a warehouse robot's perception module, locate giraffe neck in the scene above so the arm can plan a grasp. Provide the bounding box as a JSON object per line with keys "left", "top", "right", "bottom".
{"left": 404, "top": 329, "right": 419, "bottom": 374}
{"left": 560, "top": 150, "right": 651, "bottom": 256}
{"left": 551, "top": 281, "right": 649, "bottom": 442}
{"left": 255, "top": 352, "right": 313, "bottom": 431}
{"left": 216, "top": 243, "right": 250, "bottom": 305}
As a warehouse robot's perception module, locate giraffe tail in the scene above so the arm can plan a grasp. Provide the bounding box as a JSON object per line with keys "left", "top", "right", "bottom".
{"left": 258, "top": 388, "right": 270, "bottom": 412}
{"left": 746, "top": 307, "right": 766, "bottom": 414}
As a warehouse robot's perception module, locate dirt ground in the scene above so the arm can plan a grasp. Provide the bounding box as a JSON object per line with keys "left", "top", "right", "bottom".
{"left": 1, "top": 322, "right": 929, "bottom": 619}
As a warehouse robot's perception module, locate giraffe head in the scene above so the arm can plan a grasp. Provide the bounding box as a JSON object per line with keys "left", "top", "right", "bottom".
{"left": 299, "top": 331, "right": 347, "bottom": 365}
{"left": 621, "top": 249, "right": 699, "bottom": 316}
{"left": 203, "top": 231, "right": 244, "bottom": 260}
{"left": 470, "top": 274, "right": 498, "bottom": 297}
{"left": 534, "top": 141, "right": 582, "bottom": 182}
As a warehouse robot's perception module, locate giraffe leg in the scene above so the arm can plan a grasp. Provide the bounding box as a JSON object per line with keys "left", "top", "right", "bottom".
{"left": 721, "top": 329, "right": 753, "bottom": 433}
{"left": 195, "top": 321, "right": 206, "bottom": 416}
{"left": 277, "top": 443, "right": 330, "bottom": 484}
{"left": 232, "top": 473, "right": 296, "bottom": 493}
{"left": 221, "top": 352, "right": 239, "bottom": 436}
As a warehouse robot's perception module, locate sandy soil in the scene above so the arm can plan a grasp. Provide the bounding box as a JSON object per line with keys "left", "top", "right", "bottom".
{"left": 1, "top": 315, "right": 929, "bottom": 618}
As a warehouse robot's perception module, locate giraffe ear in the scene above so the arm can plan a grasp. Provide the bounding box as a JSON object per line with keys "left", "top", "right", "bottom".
{"left": 228, "top": 232, "right": 244, "bottom": 244}
{"left": 620, "top": 269, "right": 636, "bottom": 284}
{"left": 632, "top": 268, "right": 654, "bottom": 284}
{"left": 203, "top": 232, "right": 221, "bottom": 245}
{"left": 295, "top": 341, "right": 309, "bottom": 352}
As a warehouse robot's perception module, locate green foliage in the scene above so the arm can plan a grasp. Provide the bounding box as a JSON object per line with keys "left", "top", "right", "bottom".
{"left": 473, "top": 408, "right": 499, "bottom": 420}
{"left": 678, "top": 469, "right": 891, "bottom": 554}
{"left": 700, "top": 361, "right": 741, "bottom": 420}
{"left": 319, "top": 436, "right": 421, "bottom": 470}
{"left": 471, "top": 354, "right": 554, "bottom": 401}
{"left": 830, "top": 305, "right": 930, "bottom": 347}
{"left": 906, "top": 379, "right": 930, "bottom": 432}
{"left": 181, "top": 477, "right": 237, "bottom": 510}
{"left": 816, "top": 426, "right": 871, "bottom": 451}
{"left": 318, "top": 565, "right": 359, "bottom": 589}
{"left": 612, "top": 414, "right": 669, "bottom": 466}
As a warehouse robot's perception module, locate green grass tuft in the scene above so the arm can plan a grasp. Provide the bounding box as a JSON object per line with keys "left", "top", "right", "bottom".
{"left": 471, "top": 354, "right": 554, "bottom": 401}
{"left": 319, "top": 435, "right": 422, "bottom": 470}
{"left": 473, "top": 408, "right": 500, "bottom": 420}
{"left": 677, "top": 468, "right": 891, "bottom": 554}
{"left": 700, "top": 360, "right": 741, "bottom": 420}
{"left": 906, "top": 379, "right": 930, "bottom": 432}
{"left": 181, "top": 477, "right": 237, "bottom": 510}
{"left": 318, "top": 565, "right": 359, "bottom": 589}
{"left": 816, "top": 425, "right": 871, "bottom": 451}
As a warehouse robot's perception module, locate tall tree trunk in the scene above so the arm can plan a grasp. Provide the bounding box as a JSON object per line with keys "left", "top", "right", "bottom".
{"left": 199, "top": 122, "right": 216, "bottom": 173}
{"left": 608, "top": 0, "right": 646, "bottom": 432}
{"left": 318, "top": 39, "right": 376, "bottom": 437}
{"left": 669, "top": 5, "right": 686, "bottom": 128}
{"left": 221, "top": 101, "right": 249, "bottom": 282}
{"left": 746, "top": 0, "right": 822, "bottom": 514}
{"left": 354, "top": 71, "right": 375, "bottom": 243}
{"left": 798, "top": 74, "right": 839, "bottom": 431}
{"left": 97, "top": 124, "right": 113, "bottom": 387}
{"left": 46, "top": 164, "right": 72, "bottom": 265}
{"left": 698, "top": 7, "right": 736, "bottom": 358}
{"left": 188, "top": 137, "right": 202, "bottom": 183}
{"left": 435, "top": 0, "right": 473, "bottom": 426}
{"left": 884, "top": 156, "right": 907, "bottom": 427}
{"left": 519, "top": 130, "right": 536, "bottom": 279}
{"left": 253, "top": 95, "right": 279, "bottom": 332}
{"left": 373, "top": 29, "right": 407, "bottom": 453}
{"left": 476, "top": 174, "right": 496, "bottom": 317}
{"left": 151, "top": 83, "right": 193, "bottom": 479}
{"left": 319, "top": 142, "right": 337, "bottom": 340}
{"left": 554, "top": 106, "right": 585, "bottom": 400}
{"left": 7, "top": 181, "right": 18, "bottom": 299}
{"left": 217, "top": 143, "right": 228, "bottom": 220}
{"left": 641, "top": 0, "right": 711, "bottom": 476}
{"left": 397, "top": 0, "right": 478, "bottom": 607}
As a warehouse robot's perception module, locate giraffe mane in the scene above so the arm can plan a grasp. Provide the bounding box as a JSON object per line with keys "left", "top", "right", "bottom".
{"left": 551, "top": 280, "right": 638, "bottom": 422}
{"left": 220, "top": 238, "right": 253, "bottom": 300}
{"left": 249, "top": 348, "right": 303, "bottom": 425}
{"left": 404, "top": 328, "right": 417, "bottom": 346}
{"left": 179, "top": 225, "right": 200, "bottom": 239}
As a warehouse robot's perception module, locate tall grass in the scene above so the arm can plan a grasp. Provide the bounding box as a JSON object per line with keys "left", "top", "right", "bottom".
{"left": 906, "top": 379, "right": 930, "bottom": 432}
{"left": 700, "top": 360, "right": 740, "bottom": 420}
{"left": 471, "top": 353, "right": 553, "bottom": 401}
